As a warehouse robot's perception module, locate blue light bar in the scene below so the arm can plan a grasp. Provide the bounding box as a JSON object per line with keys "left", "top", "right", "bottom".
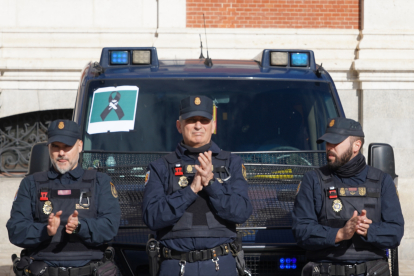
{"left": 110, "top": 51, "right": 129, "bottom": 65}
{"left": 279, "top": 257, "right": 298, "bottom": 270}
{"left": 291, "top": 52, "right": 309, "bottom": 67}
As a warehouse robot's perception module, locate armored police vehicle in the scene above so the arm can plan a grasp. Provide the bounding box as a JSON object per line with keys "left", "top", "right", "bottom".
{"left": 28, "top": 47, "right": 399, "bottom": 275}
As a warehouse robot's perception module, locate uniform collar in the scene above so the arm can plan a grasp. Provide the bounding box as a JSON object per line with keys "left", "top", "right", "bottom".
{"left": 176, "top": 140, "right": 221, "bottom": 157}
{"left": 47, "top": 164, "right": 84, "bottom": 180}
{"left": 334, "top": 165, "right": 368, "bottom": 184}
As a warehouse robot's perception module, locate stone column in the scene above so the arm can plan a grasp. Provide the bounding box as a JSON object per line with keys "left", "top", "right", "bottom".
{"left": 356, "top": 0, "right": 414, "bottom": 261}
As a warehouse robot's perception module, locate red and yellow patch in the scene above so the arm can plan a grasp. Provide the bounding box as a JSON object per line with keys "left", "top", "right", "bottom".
{"left": 242, "top": 164, "right": 247, "bottom": 181}
{"left": 110, "top": 182, "right": 118, "bottom": 198}
{"left": 145, "top": 171, "right": 151, "bottom": 185}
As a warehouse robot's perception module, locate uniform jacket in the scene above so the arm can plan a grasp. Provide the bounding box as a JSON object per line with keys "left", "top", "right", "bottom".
{"left": 6, "top": 165, "right": 121, "bottom": 267}
{"left": 142, "top": 141, "right": 252, "bottom": 252}
{"left": 292, "top": 165, "right": 404, "bottom": 262}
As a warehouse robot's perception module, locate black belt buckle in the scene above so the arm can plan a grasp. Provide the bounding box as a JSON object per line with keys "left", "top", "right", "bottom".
{"left": 320, "top": 263, "right": 331, "bottom": 275}
{"left": 192, "top": 250, "right": 202, "bottom": 262}
{"left": 344, "top": 264, "right": 355, "bottom": 276}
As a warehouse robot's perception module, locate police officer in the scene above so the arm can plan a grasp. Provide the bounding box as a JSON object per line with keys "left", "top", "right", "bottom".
{"left": 142, "top": 96, "right": 253, "bottom": 276}
{"left": 292, "top": 117, "right": 404, "bottom": 276}
{"left": 7, "top": 119, "right": 121, "bottom": 275}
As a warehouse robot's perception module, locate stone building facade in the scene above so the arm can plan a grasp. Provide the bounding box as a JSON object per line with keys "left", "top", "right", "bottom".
{"left": 0, "top": 0, "right": 413, "bottom": 261}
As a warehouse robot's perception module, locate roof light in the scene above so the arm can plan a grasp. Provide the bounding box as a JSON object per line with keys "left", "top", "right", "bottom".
{"left": 279, "top": 258, "right": 285, "bottom": 263}
{"left": 286, "top": 258, "right": 291, "bottom": 263}
{"left": 291, "top": 53, "right": 308, "bottom": 67}
{"left": 280, "top": 264, "right": 285, "bottom": 269}
{"left": 286, "top": 264, "right": 291, "bottom": 269}
{"left": 110, "top": 51, "right": 129, "bottom": 65}
{"left": 292, "top": 258, "right": 297, "bottom": 264}
{"left": 132, "top": 50, "right": 151, "bottom": 65}
{"left": 292, "top": 264, "right": 297, "bottom": 269}
{"left": 270, "top": 52, "right": 288, "bottom": 66}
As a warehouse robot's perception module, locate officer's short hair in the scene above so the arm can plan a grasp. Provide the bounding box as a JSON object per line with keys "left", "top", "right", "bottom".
{"left": 350, "top": 136, "right": 365, "bottom": 149}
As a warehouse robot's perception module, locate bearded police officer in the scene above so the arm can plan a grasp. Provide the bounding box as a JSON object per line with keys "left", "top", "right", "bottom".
{"left": 142, "top": 96, "right": 253, "bottom": 276}
{"left": 292, "top": 117, "right": 404, "bottom": 276}
{"left": 7, "top": 120, "right": 121, "bottom": 276}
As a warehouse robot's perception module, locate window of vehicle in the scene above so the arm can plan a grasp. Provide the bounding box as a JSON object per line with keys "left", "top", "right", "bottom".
{"left": 83, "top": 79, "right": 339, "bottom": 152}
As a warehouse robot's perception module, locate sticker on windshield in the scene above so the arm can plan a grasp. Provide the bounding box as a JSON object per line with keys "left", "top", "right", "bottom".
{"left": 87, "top": 86, "right": 139, "bottom": 134}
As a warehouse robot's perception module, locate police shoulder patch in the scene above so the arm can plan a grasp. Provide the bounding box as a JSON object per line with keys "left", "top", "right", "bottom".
{"left": 242, "top": 164, "right": 247, "bottom": 181}
{"left": 110, "top": 182, "right": 118, "bottom": 198}
{"left": 145, "top": 171, "right": 150, "bottom": 186}
{"left": 296, "top": 181, "right": 301, "bottom": 196}
{"left": 13, "top": 189, "right": 18, "bottom": 202}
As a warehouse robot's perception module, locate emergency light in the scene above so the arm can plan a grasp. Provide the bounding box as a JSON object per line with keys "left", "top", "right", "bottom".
{"left": 255, "top": 49, "right": 316, "bottom": 70}
{"left": 99, "top": 47, "right": 159, "bottom": 68}
{"left": 110, "top": 51, "right": 129, "bottom": 65}
{"left": 279, "top": 257, "right": 297, "bottom": 270}
{"left": 132, "top": 50, "right": 151, "bottom": 65}
{"left": 291, "top": 52, "right": 309, "bottom": 67}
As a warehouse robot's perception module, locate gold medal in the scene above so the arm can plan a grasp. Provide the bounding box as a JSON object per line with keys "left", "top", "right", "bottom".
{"left": 43, "top": 201, "right": 53, "bottom": 215}
{"left": 358, "top": 187, "right": 366, "bottom": 196}
{"left": 339, "top": 188, "right": 345, "bottom": 196}
{"left": 332, "top": 199, "right": 343, "bottom": 213}
{"left": 186, "top": 165, "right": 193, "bottom": 173}
{"left": 178, "top": 176, "right": 189, "bottom": 187}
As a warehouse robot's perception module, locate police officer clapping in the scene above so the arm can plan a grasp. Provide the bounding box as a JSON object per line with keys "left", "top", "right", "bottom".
{"left": 7, "top": 120, "right": 121, "bottom": 276}
{"left": 292, "top": 118, "right": 404, "bottom": 276}
{"left": 142, "top": 96, "right": 253, "bottom": 276}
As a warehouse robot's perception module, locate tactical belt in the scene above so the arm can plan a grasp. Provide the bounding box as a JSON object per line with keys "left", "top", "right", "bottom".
{"left": 42, "top": 262, "right": 100, "bottom": 276}
{"left": 161, "top": 243, "right": 231, "bottom": 263}
{"left": 312, "top": 260, "right": 379, "bottom": 276}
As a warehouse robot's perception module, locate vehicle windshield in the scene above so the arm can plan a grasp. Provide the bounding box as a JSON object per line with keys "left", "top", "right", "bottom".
{"left": 83, "top": 78, "right": 338, "bottom": 152}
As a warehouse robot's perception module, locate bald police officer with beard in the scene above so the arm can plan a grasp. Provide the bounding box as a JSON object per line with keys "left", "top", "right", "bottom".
{"left": 7, "top": 120, "right": 121, "bottom": 276}
{"left": 292, "top": 117, "right": 404, "bottom": 276}
{"left": 142, "top": 96, "right": 252, "bottom": 276}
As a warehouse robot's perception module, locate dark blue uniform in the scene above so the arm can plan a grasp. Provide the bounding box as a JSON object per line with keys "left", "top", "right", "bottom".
{"left": 292, "top": 165, "right": 404, "bottom": 274}
{"left": 6, "top": 165, "right": 121, "bottom": 267}
{"left": 143, "top": 141, "right": 252, "bottom": 276}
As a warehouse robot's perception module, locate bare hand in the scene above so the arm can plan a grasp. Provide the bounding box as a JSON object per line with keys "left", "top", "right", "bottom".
{"left": 195, "top": 151, "right": 214, "bottom": 186}
{"left": 356, "top": 209, "right": 372, "bottom": 237}
{"left": 66, "top": 210, "right": 79, "bottom": 234}
{"left": 47, "top": 210, "right": 62, "bottom": 236}
{"left": 335, "top": 210, "right": 358, "bottom": 243}
{"left": 190, "top": 174, "right": 203, "bottom": 194}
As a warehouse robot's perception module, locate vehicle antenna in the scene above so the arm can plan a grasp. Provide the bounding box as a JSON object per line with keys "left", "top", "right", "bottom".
{"left": 203, "top": 13, "right": 213, "bottom": 67}
{"left": 199, "top": 34, "right": 205, "bottom": 59}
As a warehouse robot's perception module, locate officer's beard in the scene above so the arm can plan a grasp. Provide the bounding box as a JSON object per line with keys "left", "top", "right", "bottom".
{"left": 326, "top": 146, "right": 353, "bottom": 171}
{"left": 51, "top": 154, "right": 79, "bottom": 174}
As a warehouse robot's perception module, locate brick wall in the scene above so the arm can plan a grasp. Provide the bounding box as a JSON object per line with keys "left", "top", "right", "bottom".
{"left": 187, "top": 0, "right": 360, "bottom": 29}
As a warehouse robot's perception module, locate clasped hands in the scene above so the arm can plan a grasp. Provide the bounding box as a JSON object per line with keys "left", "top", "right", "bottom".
{"left": 190, "top": 151, "right": 215, "bottom": 194}
{"left": 47, "top": 210, "right": 79, "bottom": 236}
{"left": 335, "top": 209, "right": 372, "bottom": 243}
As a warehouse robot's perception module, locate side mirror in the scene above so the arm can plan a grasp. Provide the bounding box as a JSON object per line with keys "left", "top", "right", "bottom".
{"left": 27, "top": 142, "right": 51, "bottom": 175}
{"left": 367, "top": 143, "right": 397, "bottom": 180}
